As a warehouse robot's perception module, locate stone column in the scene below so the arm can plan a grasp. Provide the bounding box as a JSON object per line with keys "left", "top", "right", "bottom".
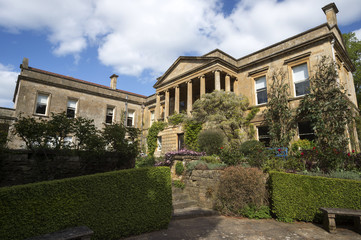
{"left": 187, "top": 80, "right": 192, "bottom": 116}
{"left": 164, "top": 90, "right": 169, "bottom": 122}
{"left": 233, "top": 78, "right": 239, "bottom": 95}
{"left": 155, "top": 93, "right": 160, "bottom": 121}
{"left": 214, "top": 70, "right": 221, "bottom": 91}
{"left": 200, "top": 75, "right": 205, "bottom": 96}
{"left": 225, "top": 74, "right": 231, "bottom": 92}
{"left": 175, "top": 85, "right": 180, "bottom": 114}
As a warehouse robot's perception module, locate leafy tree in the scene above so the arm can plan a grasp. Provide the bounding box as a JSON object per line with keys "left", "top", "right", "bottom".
{"left": 263, "top": 69, "right": 295, "bottom": 147}
{"left": 46, "top": 112, "right": 74, "bottom": 149}
{"left": 192, "top": 90, "right": 258, "bottom": 144}
{"left": 297, "top": 56, "right": 354, "bottom": 167}
{"left": 343, "top": 32, "right": 361, "bottom": 106}
{"left": 73, "top": 117, "right": 104, "bottom": 151}
{"left": 13, "top": 115, "right": 47, "bottom": 150}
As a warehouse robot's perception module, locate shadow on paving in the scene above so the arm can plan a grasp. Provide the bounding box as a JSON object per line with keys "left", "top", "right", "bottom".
{"left": 122, "top": 216, "right": 361, "bottom": 240}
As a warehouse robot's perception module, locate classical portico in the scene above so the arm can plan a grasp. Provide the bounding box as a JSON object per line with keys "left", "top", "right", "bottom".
{"left": 155, "top": 69, "right": 238, "bottom": 121}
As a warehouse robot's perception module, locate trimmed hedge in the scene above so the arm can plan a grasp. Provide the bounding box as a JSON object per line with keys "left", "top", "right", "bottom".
{"left": 269, "top": 171, "right": 361, "bottom": 222}
{"left": 0, "top": 167, "right": 172, "bottom": 240}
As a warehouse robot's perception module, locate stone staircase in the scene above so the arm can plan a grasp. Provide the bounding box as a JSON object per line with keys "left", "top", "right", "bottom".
{"left": 172, "top": 186, "right": 218, "bottom": 220}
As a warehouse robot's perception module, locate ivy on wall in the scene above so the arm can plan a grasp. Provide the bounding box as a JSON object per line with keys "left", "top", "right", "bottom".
{"left": 147, "top": 121, "right": 166, "bottom": 155}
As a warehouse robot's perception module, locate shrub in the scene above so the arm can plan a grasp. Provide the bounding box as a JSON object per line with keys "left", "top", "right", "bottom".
{"left": 173, "top": 180, "right": 185, "bottom": 189}
{"left": 239, "top": 140, "right": 270, "bottom": 167}
{"left": 175, "top": 161, "right": 184, "bottom": 175}
{"left": 290, "top": 139, "right": 316, "bottom": 153}
{"left": 135, "top": 155, "right": 155, "bottom": 168}
{"left": 269, "top": 171, "right": 361, "bottom": 222}
{"left": 198, "top": 129, "right": 225, "bottom": 155}
{"left": 184, "top": 121, "right": 202, "bottom": 151}
{"left": 200, "top": 155, "right": 221, "bottom": 164}
{"left": 241, "top": 205, "right": 272, "bottom": 219}
{"left": 168, "top": 112, "right": 186, "bottom": 126}
{"left": 219, "top": 141, "right": 244, "bottom": 166}
{"left": 216, "top": 166, "right": 268, "bottom": 216}
{"left": 0, "top": 167, "right": 172, "bottom": 240}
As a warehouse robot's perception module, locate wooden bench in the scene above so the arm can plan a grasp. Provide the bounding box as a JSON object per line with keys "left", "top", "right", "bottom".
{"left": 320, "top": 207, "right": 361, "bottom": 234}
{"left": 25, "top": 226, "right": 93, "bottom": 240}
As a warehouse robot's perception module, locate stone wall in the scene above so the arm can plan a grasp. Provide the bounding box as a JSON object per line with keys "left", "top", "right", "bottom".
{"left": 183, "top": 169, "right": 223, "bottom": 209}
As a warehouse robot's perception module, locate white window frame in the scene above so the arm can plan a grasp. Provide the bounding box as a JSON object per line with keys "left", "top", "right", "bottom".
{"left": 66, "top": 99, "right": 78, "bottom": 119}
{"left": 150, "top": 110, "right": 155, "bottom": 126}
{"left": 106, "top": 106, "right": 115, "bottom": 124}
{"left": 127, "top": 110, "right": 135, "bottom": 127}
{"left": 157, "top": 136, "right": 162, "bottom": 151}
{"left": 292, "top": 63, "right": 310, "bottom": 97}
{"left": 255, "top": 76, "right": 267, "bottom": 105}
{"left": 35, "top": 93, "right": 50, "bottom": 115}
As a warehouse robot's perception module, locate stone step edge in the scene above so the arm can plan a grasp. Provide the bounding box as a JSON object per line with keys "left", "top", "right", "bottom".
{"left": 172, "top": 207, "right": 219, "bottom": 220}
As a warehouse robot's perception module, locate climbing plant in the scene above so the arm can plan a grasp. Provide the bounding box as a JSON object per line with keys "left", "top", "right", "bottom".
{"left": 147, "top": 121, "right": 166, "bottom": 155}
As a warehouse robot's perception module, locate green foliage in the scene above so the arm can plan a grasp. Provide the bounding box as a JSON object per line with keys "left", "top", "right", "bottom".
{"left": 216, "top": 166, "right": 268, "bottom": 216}
{"left": 184, "top": 120, "right": 202, "bottom": 150}
{"left": 147, "top": 121, "right": 166, "bottom": 155}
{"left": 13, "top": 115, "right": 47, "bottom": 150}
{"left": 239, "top": 140, "right": 270, "bottom": 167}
{"left": 185, "top": 160, "right": 226, "bottom": 172}
{"left": 175, "top": 161, "right": 184, "bottom": 175}
{"left": 192, "top": 90, "right": 255, "bottom": 144}
{"left": 241, "top": 205, "right": 272, "bottom": 219}
{"left": 290, "top": 139, "right": 316, "bottom": 153}
{"left": 343, "top": 32, "right": 361, "bottom": 106}
{"left": 0, "top": 123, "right": 9, "bottom": 151}
{"left": 173, "top": 180, "right": 185, "bottom": 189}
{"left": 200, "top": 155, "right": 221, "bottom": 164}
{"left": 297, "top": 56, "right": 354, "bottom": 159}
{"left": 269, "top": 171, "right": 361, "bottom": 222}
{"left": 219, "top": 141, "right": 243, "bottom": 166}
{"left": 263, "top": 69, "right": 295, "bottom": 147}
{"left": 0, "top": 167, "right": 172, "bottom": 240}
{"left": 135, "top": 155, "right": 155, "bottom": 168}
{"left": 168, "top": 112, "right": 186, "bottom": 126}
{"left": 299, "top": 170, "right": 361, "bottom": 181}
{"left": 73, "top": 117, "right": 104, "bottom": 151}
{"left": 46, "top": 112, "right": 74, "bottom": 149}
{"left": 197, "top": 128, "right": 224, "bottom": 155}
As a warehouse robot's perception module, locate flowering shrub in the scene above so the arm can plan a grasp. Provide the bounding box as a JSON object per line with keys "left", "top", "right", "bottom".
{"left": 154, "top": 160, "right": 172, "bottom": 167}
{"left": 164, "top": 149, "right": 206, "bottom": 161}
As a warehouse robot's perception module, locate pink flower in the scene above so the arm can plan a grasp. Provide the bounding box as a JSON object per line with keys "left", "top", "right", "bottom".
{"left": 301, "top": 152, "right": 304, "bottom": 156}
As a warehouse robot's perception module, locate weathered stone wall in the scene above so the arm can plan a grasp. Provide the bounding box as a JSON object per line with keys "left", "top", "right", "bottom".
{"left": 0, "top": 150, "right": 134, "bottom": 187}
{"left": 183, "top": 169, "right": 223, "bottom": 209}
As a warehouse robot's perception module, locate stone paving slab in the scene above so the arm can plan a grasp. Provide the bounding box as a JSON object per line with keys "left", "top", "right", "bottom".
{"left": 123, "top": 215, "right": 361, "bottom": 240}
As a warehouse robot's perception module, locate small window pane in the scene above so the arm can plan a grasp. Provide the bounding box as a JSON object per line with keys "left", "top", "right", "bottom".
{"left": 67, "top": 99, "right": 77, "bottom": 118}
{"left": 257, "top": 89, "right": 268, "bottom": 104}
{"left": 298, "top": 122, "right": 315, "bottom": 141}
{"left": 258, "top": 126, "right": 270, "bottom": 147}
{"left": 295, "top": 80, "right": 310, "bottom": 96}
{"left": 255, "top": 76, "right": 267, "bottom": 104}
{"left": 106, "top": 107, "right": 114, "bottom": 124}
{"left": 292, "top": 63, "right": 309, "bottom": 83}
{"left": 35, "top": 94, "right": 48, "bottom": 114}
{"left": 255, "top": 76, "right": 266, "bottom": 90}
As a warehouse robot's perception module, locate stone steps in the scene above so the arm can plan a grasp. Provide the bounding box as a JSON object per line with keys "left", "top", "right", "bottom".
{"left": 172, "top": 186, "right": 218, "bottom": 220}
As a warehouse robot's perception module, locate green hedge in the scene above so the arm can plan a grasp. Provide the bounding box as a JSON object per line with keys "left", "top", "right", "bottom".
{"left": 269, "top": 171, "right": 361, "bottom": 222}
{"left": 0, "top": 167, "right": 172, "bottom": 240}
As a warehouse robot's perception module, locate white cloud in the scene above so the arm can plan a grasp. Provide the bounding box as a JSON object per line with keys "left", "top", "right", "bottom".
{"left": 0, "top": 0, "right": 361, "bottom": 78}
{"left": 354, "top": 28, "right": 361, "bottom": 41}
{"left": 0, "top": 64, "right": 18, "bottom": 108}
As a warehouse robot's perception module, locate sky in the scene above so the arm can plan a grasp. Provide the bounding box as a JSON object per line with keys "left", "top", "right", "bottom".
{"left": 1, "top": 0, "right": 361, "bottom": 108}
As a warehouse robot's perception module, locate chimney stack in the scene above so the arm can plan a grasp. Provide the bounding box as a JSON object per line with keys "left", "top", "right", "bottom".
{"left": 22, "top": 57, "right": 29, "bottom": 69}
{"left": 110, "top": 74, "right": 118, "bottom": 90}
{"left": 322, "top": 3, "right": 339, "bottom": 28}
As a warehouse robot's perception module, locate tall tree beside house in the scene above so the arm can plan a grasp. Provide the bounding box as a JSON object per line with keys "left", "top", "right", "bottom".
{"left": 297, "top": 56, "right": 355, "bottom": 170}
{"left": 343, "top": 32, "right": 361, "bottom": 106}
{"left": 192, "top": 90, "right": 258, "bottom": 145}
{"left": 263, "top": 69, "right": 295, "bottom": 147}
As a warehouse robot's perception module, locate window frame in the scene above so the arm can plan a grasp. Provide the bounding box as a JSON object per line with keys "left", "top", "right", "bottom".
{"left": 105, "top": 106, "right": 115, "bottom": 124}
{"left": 297, "top": 121, "right": 315, "bottom": 141}
{"left": 127, "top": 110, "right": 135, "bottom": 127}
{"left": 66, "top": 98, "right": 78, "bottom": 119}
{"left": 289, "top": 60, "right": 311, "bottom": 97}
{"left": 34, "top": 92, "right": 50, "bottom": 116}
{"left": 157, "top": 136, "right": 162, "bottom": 151}
{"left": 257, "top": 126, "right": 270, "bottom": 147}
{"left": 255, "top": 75, "right": 268, "bottom": 105}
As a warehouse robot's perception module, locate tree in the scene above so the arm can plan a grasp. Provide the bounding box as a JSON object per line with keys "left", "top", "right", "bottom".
{"left": 73, "top": 117, "right": 104, "bottom": 151}
{"left": 263, "top": 69, "right": 295, "bottom": 147}
{"left": 46, "top": 112, "right": 74, "bottom": 149}
{"left": 343, "top": 32, "right": 361, "bottom": 106}
{"left": 13, "top": 115, "right": 47, "bottom": 150}
{"left": 192, "top": 90, "right": 258, "bottom": 144}
{"left": 297, "top": 56, "right": 355, "bottom": 169}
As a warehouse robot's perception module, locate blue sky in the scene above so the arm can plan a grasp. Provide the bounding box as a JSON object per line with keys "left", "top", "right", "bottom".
{"left": 1, "top": 0, "right": 361, "bottom": 108}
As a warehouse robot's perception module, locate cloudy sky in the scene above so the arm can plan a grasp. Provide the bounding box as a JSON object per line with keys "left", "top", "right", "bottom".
{"left": 1, "top": 0, "right": 361, "bottom": 108}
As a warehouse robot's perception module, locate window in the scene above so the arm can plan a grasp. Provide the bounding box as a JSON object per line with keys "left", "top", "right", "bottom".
{"left": 298, "top": 122, "right": 315, "bottom": 141}
{"left": 150, "top": 110, "right": 155, "bottom": 126}
{"left": 178, "top": 133, "right": 184, "bottom": 150}
{"left": 35, "top": 94, "right": 49, "bottom": 115}
{"left": 106, "top": 107, "right": 114, "bottom": 124}
{"left": 292, "top": 63, "right": 310, "bottom": 96}
{"left": 257, "top": 126, "right": 270, "bottom": 147}
{"left": 66, "top": 99, "right": 77, "bottom": 118}
{"left": 255, "top": 76, "right": 267, "bottom": 104}
{"left": 127, "top": 110, "right": 135, "bottom": 127}
{"left": 157, "top": 136, "right": 162, "bottom": 151}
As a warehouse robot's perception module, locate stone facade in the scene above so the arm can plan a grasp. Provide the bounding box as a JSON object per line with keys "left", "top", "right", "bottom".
{"left": 1, "top": 3, "right": 358, "bottom": 152}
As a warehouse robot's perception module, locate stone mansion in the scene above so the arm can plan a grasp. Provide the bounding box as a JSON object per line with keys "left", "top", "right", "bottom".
{"left": 0, "top": 3, "right": 358, "bottom": 155}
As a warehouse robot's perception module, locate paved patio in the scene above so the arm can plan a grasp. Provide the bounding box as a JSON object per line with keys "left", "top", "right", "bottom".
{"left": 123, "top": 215, "right": 361, "bottom": 240}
